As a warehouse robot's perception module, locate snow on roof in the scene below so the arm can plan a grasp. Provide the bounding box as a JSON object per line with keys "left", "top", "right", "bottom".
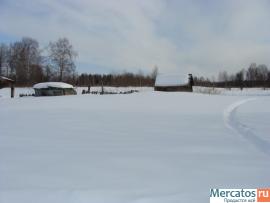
{"left": 155, "top": 74, "right": 189, "bottom": 87}
{"left": 0, "top": 76, "right": 14, "bottom": 82}
{"left": 33, "top": 82, "right": 74, "bottom": 89}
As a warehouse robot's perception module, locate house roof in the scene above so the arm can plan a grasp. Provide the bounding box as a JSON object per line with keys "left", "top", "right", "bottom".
{"left": 33, "top": 82, "right": 74, "bottom": 89}
{"left": 155, "top": 74, "right": 189, "bottom": 87}
{"left": 0, "top": 76, "right": 14, "bottom": 82}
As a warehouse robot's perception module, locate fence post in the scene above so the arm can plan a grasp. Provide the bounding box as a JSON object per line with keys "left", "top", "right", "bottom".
{"left": 11, "top": 83, "right": 14, "bottom": 98}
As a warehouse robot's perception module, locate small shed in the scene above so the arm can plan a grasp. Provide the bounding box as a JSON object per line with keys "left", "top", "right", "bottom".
{"left": 0, "top": 76, "right": 15, "bottom": 98}
{"left": 33, "top": 82, "right": 77, "bottom": 96}
{"left": 154, "top": 74, "right": 193, "bottom": 92}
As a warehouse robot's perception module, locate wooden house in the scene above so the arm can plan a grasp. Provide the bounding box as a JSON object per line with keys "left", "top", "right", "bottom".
{"left": 154, "top": 74, "right": 193, "bottom": 92}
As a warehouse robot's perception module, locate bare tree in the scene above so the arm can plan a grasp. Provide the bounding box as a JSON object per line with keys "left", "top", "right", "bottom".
{"left": 48, "top": 38, "right": 77, "bottom": 81}
{"left": 8, "top": 37, "right": 42, "bottom": 84}
{"left": 235, "top": 69, "right": 245, "bottom": 88}
{"left": 246, "top": 63, "right": 257, "bottom": 81}
{"left": 151, "top": 66, "right": 159, "bottom": 80}
{"left": 256, "top": 64, "right": 268, "bottom": 81}
{"left": 9, "top": 40, "right": 28, "bottom": 83}
{"left": 22, "top": 38, "right": 42, "bottom": 84}
{"left": 0, "top": 43, "right": 9, "bottom": 76}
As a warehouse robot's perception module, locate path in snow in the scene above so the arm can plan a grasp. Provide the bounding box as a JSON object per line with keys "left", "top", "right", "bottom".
{"left": 224, "top": 98, "right": 270, "bottom": 155}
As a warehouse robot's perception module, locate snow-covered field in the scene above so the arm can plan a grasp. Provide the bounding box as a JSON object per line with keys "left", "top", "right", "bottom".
{"left": 0, "top": 88, "right": 269, "bottom": 203}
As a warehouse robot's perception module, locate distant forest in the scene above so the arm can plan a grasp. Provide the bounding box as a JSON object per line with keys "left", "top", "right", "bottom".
{"left": 194, "top": 63, "right": 270, "bottom": 88}
{"left": 1, "top": 37, "right": 270, "bottom": 88}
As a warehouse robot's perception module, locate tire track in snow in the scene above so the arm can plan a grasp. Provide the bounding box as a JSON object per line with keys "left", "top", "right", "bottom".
{"left": 224, "top": 98, "right": 270, "bottom": 155}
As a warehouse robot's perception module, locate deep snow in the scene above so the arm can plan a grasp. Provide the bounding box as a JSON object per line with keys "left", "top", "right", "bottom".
{"left": 33, "top": 82, "right": 74, "bottom": 89}
{"left": 0, "top": 89, "right": 269, "bottom": 203}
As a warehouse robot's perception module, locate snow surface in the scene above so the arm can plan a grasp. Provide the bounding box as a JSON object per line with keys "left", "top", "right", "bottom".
{"left": 193, "top": 86, "right": 270, "bottom": 96}
{"left": 0, "top": 89, "right": 269, "bottom": 203}
{"left": 155, "top": 74, "right": 189, "bottom": 86}
{"left": 33, "top": 82, "right": 74, "bottom": 89}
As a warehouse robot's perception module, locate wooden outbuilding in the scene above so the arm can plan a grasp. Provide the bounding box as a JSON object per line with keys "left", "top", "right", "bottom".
{"left": 0, "top": 76, "right": 15, "bottom": 98}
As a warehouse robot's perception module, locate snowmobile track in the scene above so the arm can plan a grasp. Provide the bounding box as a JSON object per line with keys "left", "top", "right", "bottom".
{"left": 224, "top": 98, "right": 270, "bottom": 156}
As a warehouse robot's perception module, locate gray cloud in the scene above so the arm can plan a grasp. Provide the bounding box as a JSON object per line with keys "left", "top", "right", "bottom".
{"left": 1, "top": 0, "right": 270, "bottom": 76}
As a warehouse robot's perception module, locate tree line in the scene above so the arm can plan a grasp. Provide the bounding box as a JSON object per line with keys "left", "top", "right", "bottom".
{"left": 194, "top": 63, "right": 270, "bottom": 88}
{"left": 0, "top": 37, "right": 156, "bottom": 87}
{"left": 2, "top": 37, "right": 269, "bottom": 88}
{"left": 0, "top": 37, "right": 77, "bottom": 86}
{"left": 77, "top": 73, "right": 154, "bottom": 87}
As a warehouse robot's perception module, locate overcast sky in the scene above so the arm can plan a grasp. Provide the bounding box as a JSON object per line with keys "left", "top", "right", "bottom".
{"left": 1, "top": 0, "right": 270, "bottom": 76}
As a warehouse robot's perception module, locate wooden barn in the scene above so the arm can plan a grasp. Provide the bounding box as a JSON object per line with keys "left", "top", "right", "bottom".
{"left": 154, "top": 74, "right": 193, "bottom": 92}
{"left": 33, "top": 82, "right": 77, "bottom": 96}
{"left": 0, "top": 76, "right": 15, "bottom": 98}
